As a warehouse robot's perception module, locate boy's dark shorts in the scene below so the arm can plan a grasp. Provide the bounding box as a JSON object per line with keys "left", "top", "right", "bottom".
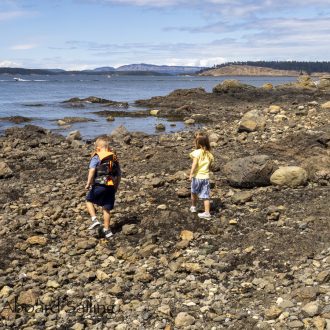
{"left": 86, "top": 185, "right": 116, "bottom": 211}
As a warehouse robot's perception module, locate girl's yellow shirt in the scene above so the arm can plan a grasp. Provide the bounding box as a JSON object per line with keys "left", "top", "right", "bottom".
{"left": 190, "top": 149, "right": 214, "bottom": 179}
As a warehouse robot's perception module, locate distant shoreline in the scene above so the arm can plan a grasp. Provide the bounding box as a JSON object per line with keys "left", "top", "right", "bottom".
{"left": 198, "top": 64, "right": 329, "bottom": 77}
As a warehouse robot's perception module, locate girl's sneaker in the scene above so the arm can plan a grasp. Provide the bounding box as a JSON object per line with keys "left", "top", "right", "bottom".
{"left": 198, "top": 212, "right": 211, "bottom": 219}
{"left": 190, "top": 206, "right": 197, "bottom": 213}
{"left": 103, "top": 229, "right": 113, "bottom": 239}
{"left": 88, "top": 219, "right": 101, "bottom": 230}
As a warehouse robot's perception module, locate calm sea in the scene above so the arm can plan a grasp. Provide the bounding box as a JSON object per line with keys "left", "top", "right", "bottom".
{"left": 0, "top": 74, "right": 296, "bottom": 139}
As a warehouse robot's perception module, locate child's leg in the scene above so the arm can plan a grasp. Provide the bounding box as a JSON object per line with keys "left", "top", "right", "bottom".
{"left": 191, "top": 193, "right": 198, "bottom": 207}
{"left": 86, "top": 201, "right": 96, "bottom": 218}
{"left": 103, "top": 208, "right": 111, "bottom": 230}
{"left": 204, "top": 199, "right": 210, "bottom": 214}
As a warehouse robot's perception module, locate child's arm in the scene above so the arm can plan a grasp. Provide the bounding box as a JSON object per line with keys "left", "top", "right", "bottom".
{"left": 114, "top": 175, "right": 121, "bottom": 192}
{"left": 113, "top": 162, "right": 121, "bottom": 191}
{"left": 189, "top": 157, "right": 198, "bottom": 180}
{"left": 85, "top": 168, "right": 96, "bottom": 190}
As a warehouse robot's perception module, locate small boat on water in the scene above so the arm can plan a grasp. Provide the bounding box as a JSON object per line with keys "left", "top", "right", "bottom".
{"left": 13, "top": 77, "right": 28, "bottom": 82}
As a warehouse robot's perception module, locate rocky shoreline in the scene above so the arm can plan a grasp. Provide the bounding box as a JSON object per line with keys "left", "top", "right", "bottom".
{"left": 0, "top": 80, "right": 330, "bottom": 329}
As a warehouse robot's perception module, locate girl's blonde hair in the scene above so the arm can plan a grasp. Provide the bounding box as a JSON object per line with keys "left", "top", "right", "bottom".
{"left": 91, "top": 136, "right": 111, "bottom": 156}
{"left": 195, "top": 135, "right": 213, "bottom": 161}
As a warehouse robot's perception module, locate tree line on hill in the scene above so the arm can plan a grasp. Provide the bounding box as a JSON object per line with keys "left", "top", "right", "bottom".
{"left": 198, "top": 61, "right": 330, "bottom": 74}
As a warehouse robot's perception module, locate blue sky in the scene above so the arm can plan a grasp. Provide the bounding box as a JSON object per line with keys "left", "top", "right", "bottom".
{"left": 1, "top": 0, "right": 330, "bottom": 69}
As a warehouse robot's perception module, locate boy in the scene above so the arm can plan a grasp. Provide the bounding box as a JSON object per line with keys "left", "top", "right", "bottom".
{"left": 85, "top": 136, "right": 121, "bottom": 239}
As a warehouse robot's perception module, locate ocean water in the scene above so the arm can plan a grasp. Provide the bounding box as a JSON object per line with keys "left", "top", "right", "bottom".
{"left": 0, "top": 74, "right": 297, "bottom": 139}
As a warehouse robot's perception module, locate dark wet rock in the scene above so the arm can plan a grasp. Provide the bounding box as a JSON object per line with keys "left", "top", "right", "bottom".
{"left": 23, "top": 103, "right": 44, "bottom": 107}
{"left": 155, "top": 123, "right": 165, "bottom": 131}
{"left": 213, "top": 79, "right": 257, "bottom": 93}
{"left": 224, "top": 155, "right": 276, "bottom": 188}
{"left": 168, "top": 87, "right": 206, "bottom": 97}
{"left": 62, "top": 96, "right": 128, "bottom": 107}
{"left": 93, "top": 110, "right": 149, "bottom": 118}
{"left": 0, "top": 116, "right": 32, "bottom": 124}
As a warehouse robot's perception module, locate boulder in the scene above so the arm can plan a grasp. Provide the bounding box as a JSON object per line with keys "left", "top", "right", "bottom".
{"left": 150, "top": 109, "right": 160, "bottom": 116}
{"left": 106, "top": 116, "right": 115, "bottom": 121}
{"left": 111, "top": 125, "right": 129, "bottom": 138}
{"left": 238, "top": 110, "right": 266, "bottom": 133}
{"left": 224, "top": 155, "right": 276, "bottom": 188}
{"left": 213, "top": 80, "right": 256, "bottom": 93}
{"left": 270, "top": 166, "right": 308, "bottom": 187}
{"left": 262, "top": 83, "right": 273, "bottom": 90}
{"left": 296, "top": 75, "right": 316, "bottom": 88}
{"left": 0, "top": 162, "right": 13, "bottom": 179}
{"left": 66, "top": 130, "right": 82, "bottom": 141}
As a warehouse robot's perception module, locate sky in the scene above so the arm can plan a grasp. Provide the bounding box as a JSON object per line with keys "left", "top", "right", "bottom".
{"left": 1, "top": 0, "right": 330, "bottom": 70}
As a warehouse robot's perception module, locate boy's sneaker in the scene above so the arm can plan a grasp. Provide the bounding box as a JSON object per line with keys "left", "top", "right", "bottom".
{"left": 190, "top": 206, "right": 197, "bottom": 213}
{"left": 198, "top": 212, "right": 211, "bottom": 219}
{"left": 88, "top": 219, "right": 101, "bottom": 230}
{"left": 103, "top": 229, "right": 113, "bottom": 239}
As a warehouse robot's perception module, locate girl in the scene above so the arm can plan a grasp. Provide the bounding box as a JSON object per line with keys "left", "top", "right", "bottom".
{"left": 189, "top": 133, "right": 214, "bottom": 219}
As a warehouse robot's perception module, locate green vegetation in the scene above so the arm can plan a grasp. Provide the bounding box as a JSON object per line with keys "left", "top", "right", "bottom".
{"left": 198, "top": 61, "right": 330, "bottom": 74}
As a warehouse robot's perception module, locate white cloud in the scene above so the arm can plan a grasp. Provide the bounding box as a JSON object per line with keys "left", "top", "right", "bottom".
{"left": 0, "top": 11, "right": 27, "bottom": 21}
{"left": 93, "top": 0, "right": 187, "bottom": 6}
{"left": 164, "top": 57, "right": 226, "bottom": 66}
{"left": 10, "top": 44, "right": 37, "bottom": 50}
{"left": 0, "top": 60, "right": 20, "bottom": 67}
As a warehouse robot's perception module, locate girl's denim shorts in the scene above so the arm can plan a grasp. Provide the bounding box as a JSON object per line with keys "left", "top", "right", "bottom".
{"left": 191, "top": 178, "right": 210, "bottom": 199}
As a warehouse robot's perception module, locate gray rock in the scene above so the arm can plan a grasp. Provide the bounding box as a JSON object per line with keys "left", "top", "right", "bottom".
{"left": 224, "top": 155, "right": 276, "bottom": 188}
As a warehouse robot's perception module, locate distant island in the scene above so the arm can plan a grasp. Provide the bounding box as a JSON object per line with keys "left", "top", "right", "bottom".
{"left": 0, "top": 63, "right": 203, "bottom": 76}
{"left": 1, "top": 61, "right": 330, "bottom": 76}
{"left": 198, "top": 61, "right": 330, "bottom": 76}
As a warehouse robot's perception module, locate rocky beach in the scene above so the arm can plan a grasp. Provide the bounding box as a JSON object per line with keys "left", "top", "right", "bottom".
{"left": 0, "top": 77, "right": 330, "bottom": 329}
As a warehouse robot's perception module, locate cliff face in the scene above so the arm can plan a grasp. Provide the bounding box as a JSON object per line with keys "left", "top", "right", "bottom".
{"left": 199, "top": 64, "right": 302, "bottom": 76}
